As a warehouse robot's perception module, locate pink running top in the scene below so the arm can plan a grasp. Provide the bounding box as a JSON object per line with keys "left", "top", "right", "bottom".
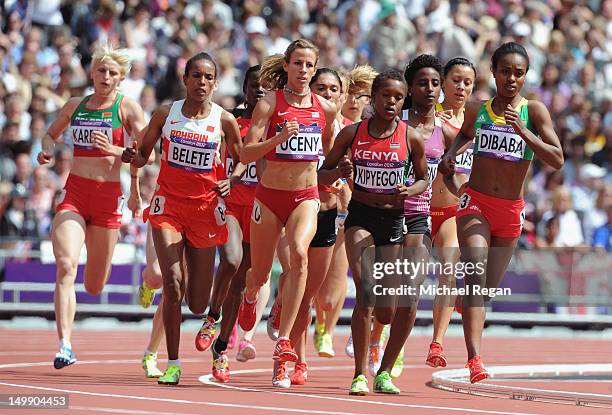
{"left": 402, "top": 112, "right": 445, "bottom": 217}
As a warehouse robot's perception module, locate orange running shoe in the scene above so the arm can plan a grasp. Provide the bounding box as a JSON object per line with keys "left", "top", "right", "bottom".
{"left": 466, "top": 355, "right": 489, "bottom": 384}
{"left": 426, "top": 342, "right": 448, "bottom": 368}
{"left": 290, "top": 362, "right": 308, "bottom": 385}
{"left": 272, "top": 360, "right": 290, "bottom": 388}
{"left": 272, "top": 338, "right": 298, "bottom": 362}
{"left": 238, "top": 294, "right": 258, "bottom": 331}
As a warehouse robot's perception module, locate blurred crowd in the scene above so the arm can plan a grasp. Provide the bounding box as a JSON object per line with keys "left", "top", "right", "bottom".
{"left": 0, "top": 0, "right": 610, "bottom": 251}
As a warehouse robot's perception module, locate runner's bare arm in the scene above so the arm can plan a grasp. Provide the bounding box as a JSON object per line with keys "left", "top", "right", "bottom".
{"left": 439, "top": 101, "right": 479, "bottom": 175}
{"left": 519, "top": 101, "right": 564, "bottom": 170}
{"left": 37, "top": 97, "right": 82, "bottom": 165}
{"left": 221, "top": 110, "right": 247, "bottom": 186}
{"left": 241, "top": 93, "right": 297, "bottom": 163}
{"left": 123, "top": 106, "right": 170, "bottom": 168}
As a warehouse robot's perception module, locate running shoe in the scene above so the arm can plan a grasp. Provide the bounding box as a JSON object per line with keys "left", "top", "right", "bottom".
{"left": 53, "top": 346, "right": 77, "bottom": 369}
{"left": 391, "top": 347, "right": 404, "bottom": 378}
{"left": 228, "top": 323, "right": 238, "bottom": 350}
{"left": 318, "top": 333, "right": 335, "bottom": 358}
{"left": 212, "top": 343, "right": 230, "bottom": 383}
{"left": 425, "top": 342, "right": 447, "bottom": 368}
{"left": 142, "top": 353, "right": 163, "bottom": 378}
{"left": 272, "top": 360, "right": 290, "bottom": 388}
{"left": 290, "top": 362, "right": 308, "bottom": 385}
{"left": 138, "top": 282, "right": 155, "bottom": 309}
{"left": 345, "top": 334, "right": 354, "bottom": 358}
{"left": 195, "top": 315, "right": 220, "bottom": 352}
{"left": 239, "top": 295, "right": 258, "bottom": 331}
{"left": 466, "top": 355, "right": 489, "bottom": 384}
{"left": 368, "top": 344, "right": 382, "bottom": 376}
{"left": 158, "top": 365, "right": 181, "bottom": 385}
{"left": 374, "top": 371, "right": 400, "bottom": 394}
{"left": 266, "top": 300, "right": 282, "bottom": 341}
{"left": 272, "top": 338, "right": 298, "bottom": 363}
{"left": 236, "top": 339, "right": 256, "bottom": 362}
{"left": 349, "top": 374, "right": 369, "bottom": 396}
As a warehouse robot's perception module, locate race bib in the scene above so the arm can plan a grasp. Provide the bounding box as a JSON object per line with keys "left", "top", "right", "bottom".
{"left": 455, "top": 146, "right": 473, "bottom": 174}
{"left": 458, "top": 193, "right": 471, "bottom": 211}
{"left": 226, "top": 156, "right": 258, "bottom": 186}
{"left": 275, "top": 123, "right": 322, "bottom": 161}
{"left": 168, "top": 132, "right": 218, "bottom": 172}
{"left": 252, "top": 200, "right": 262, "bottom": 224}
{"left": 214, "top": 199, "right": 227, "bottom": 226}
{"left": 405, "top": 157, "right": 440, "bottom": 189}
{"left": 150, "top": 195, "right": 166, "bottom": 215}
{"left": 71, "top": 119, "right": 112, "bottom": 150}
{"left": 476, "top": 124, "right": 527, "bottom": 161}
{"left": 353, "top": 160, "right": 404, "bottom": 194}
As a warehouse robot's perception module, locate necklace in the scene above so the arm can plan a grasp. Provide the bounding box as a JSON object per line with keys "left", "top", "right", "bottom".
{"left": 410, "top": 107, "right": 434, "bottom": 119}
{"left": 284, "top": 86, "right": 310, "bottom": 97}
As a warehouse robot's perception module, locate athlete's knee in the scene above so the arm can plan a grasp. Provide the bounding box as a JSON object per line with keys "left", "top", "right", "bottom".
{"left": 163, "top": 272, "right": 183, "bottom": 305}
{"left": 289, "top": 245, "right": 309, "bottom": 276}
{"left": 374, "top": 307, "right": 394, "bottom": 325}
{"left": 56, "top": 256, "right": 78, "bottom": 281}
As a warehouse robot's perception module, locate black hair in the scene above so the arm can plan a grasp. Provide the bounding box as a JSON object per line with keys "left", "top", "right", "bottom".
{"left": 443, "top": 57, "right": 476, "bottom": 78}
{"left": 404, "top": 54, "right": 443, "bottom": 85}
{"left": 403, "top": 54, "right": 443, "bottom": 109}
{"left": 310, "top": 67, "right": 342, "bottom": 89}
{"left": 371, "top": 69, "right": 406, "bottom": 96}
{"left": 243, "top": 64, "right": 261, "bottom": 94}
{"left": 491, "top": 42, "right": 529, "bottom": 71}
{"left": 185, "top": 52, "right": 217, "bottom": 78}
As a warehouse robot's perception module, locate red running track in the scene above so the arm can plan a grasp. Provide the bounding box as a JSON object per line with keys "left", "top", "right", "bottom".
{"left": 0, "top": 328, "right": 609, "bottom": 415}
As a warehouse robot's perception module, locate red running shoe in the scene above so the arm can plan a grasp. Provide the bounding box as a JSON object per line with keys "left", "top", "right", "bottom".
{"left": 466, "top": 355, "right": 489, "bottom": 384}
{"left": 195, "top": 315, "right": 218, "bottom": 352}
{"left": 267, "top": 300, "right": 282, "bottom": 341}
{"left": 238, "top": 294, "right": 258, "bottom": 331}
{"left": 272, "top": 338, "right": 298, "bottom": 363}
{"left": 290, "top": 362, "right": 308, "bottom": 385}
{"left": 425, "top": 342, "right": 448, "bottom": 368}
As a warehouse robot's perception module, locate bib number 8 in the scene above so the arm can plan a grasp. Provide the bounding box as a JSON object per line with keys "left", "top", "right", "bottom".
{"left": 150, "top": 195, "right": 166, "bottom": 215}
{"left": 214, "top": 200, "right": 227, "bottom": 226}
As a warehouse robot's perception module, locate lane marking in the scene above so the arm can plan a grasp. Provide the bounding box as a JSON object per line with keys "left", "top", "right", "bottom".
{"left": 199, "top": 367, "right": 545, "bottom": 415}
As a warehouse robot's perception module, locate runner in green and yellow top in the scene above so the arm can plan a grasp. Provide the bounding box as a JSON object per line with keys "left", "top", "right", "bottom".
{"left": 37, "top": 44, "right": 148, "bottom": 370}
{"left": 439, "top": 42, "right": 563, "bottom": 384}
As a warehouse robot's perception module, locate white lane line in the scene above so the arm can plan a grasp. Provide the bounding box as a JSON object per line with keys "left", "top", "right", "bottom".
{"left": 199, "top": 368, "right": 545, "bottom": 415}
{"left": 0, "top": 359, "right": 543, "bottom": 415}
{"left": 69, "top": 404, "right": 391, "bottom": 415}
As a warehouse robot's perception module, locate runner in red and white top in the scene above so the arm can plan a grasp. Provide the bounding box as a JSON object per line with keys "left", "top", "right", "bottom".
{"left": 237, "top": 39, "right": 337, "bottom": 388}
{"left": 123, "top": 52, "right": 242, "bottom": 386}
{"left": 195, "top": 65, "right": 268, "bottom": 383}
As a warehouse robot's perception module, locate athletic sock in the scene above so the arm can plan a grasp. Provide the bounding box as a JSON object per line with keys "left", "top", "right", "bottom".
{"left": 168, "top": 359, "right": 180, "bottom": 367}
